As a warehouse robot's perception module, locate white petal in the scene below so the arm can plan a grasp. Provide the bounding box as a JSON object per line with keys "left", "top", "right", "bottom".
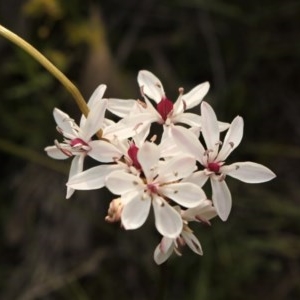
{"left": 88, "top": 140, "right": 123, "bottom": 162}
{"left": 182, "top": 81, "right": 210, "bottom": 110}
{"left": 156, "top": 155, "right": 196, "bottom": 183}
{"left": 211, "top": 178, "right": 232, "bottom": 221}
{"left": 87, "top": 84, "right": 107, "bottom": 108}
{"left": 170, "top": 125, "right": 206, "bottom": 165}
{"left": 102, "top": 119, "right": 142, "bottom": 140}
{"left": 81, "top": 99, "right": 107, "bottom": 140}
{"left": 182, "top": 199, "right": 217, "bottom": 222}
{"left": 80, "top": 84, "right": 107, "bottom": 127}
{"left": 224, "top": 162, "right": 276, "bottom": 183}
{"left": 137, "top": 142, "right": 160, "bottom": 181}
{"left": 53, "top": 108, "right": 77, "bottom": 137}
{"left": 183, "top": 170, "right": 209, "bottom": 188}
{"left": 218, "top": 121, "right": 230, "bottom": 132}
{"left": 159, "top": 182, "right": 206, "bottom": 208}
{"left": 154, "top": 237, "right": 174, "bottom": 265}
{"left": 67, "top": 164, "right": 121, "bottom": 190}
{"left": 138, "top": 70, "right": 165, "bottom": 103}
{"left": 181, "top": 231, "right": 203, "bottom": 255}
{"left": 152, "top": 195, "right": 183, "bottom": 238}
{"left": 121, "top": 191, "right": 151, "bottom": 230}
{"left": 45, "top": 145, "right": 69, "bottom": 160}
{"left": 201, "top": 102, "right": 220, "bottom": 160}
{"left": 159, "top": 129, "right": 184, "bottom": 158}
{"left": 106, "top": 171, "right": 144, "bottom": 195}
{"left": 132, "top": 126, "right": 150, "bottom": 147}
{"left": 121, "top": 112, "right": 159, "bottom": 132}
{"left": 66, "top": 154, "right": 85, "bottom": 199}
{"left": 143, "top": 97, "right": 163, "bottom": 121}
{"left": 107, "top": 98, "right": 137, "bottom": 118}
{"left": 217, "top": 116, "right": 244, "bottom": 161}
{"left": 172, "top": 112, "right": 202, "bottom": 127}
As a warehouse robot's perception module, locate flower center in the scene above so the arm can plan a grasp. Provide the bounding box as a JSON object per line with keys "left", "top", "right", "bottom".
{"left": 70, "top": 138, "right": 89, "bottom": 148}
{"left": 207, "top": 162, "right": 221, "bottom": 173}
{"left": 157, "top": 97, "right": 174, "bottom": 122}
{"left": 127, "top": 143, "right": 142, "bottom": 170}
{"left": 147, "top": 183, "right": 158, "bottom": 194}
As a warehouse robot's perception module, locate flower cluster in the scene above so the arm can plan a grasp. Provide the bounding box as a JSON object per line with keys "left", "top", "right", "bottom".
{"left": 45, "top": 70, "right": 275, "bottom": 264}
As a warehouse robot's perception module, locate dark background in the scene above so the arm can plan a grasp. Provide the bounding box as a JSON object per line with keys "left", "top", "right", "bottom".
{"left": 0, "top": 0, "right": 299, "bottom": 299}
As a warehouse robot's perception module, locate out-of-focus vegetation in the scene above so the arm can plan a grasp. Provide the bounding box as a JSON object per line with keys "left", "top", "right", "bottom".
{"left": 0, "top": 0, "right": 299, "bottom": 299}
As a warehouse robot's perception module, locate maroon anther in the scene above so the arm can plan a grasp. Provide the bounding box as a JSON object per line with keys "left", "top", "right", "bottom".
{"left": 207, "top": 162, "right": 220, "bottom": 173}
{"left": 70, "top": 138, "right": 88, "bottom": 147}
{"left": 127, "top": 143, "right": 142, "bottom": 170}
{"left": 157, "top": 97, "right": 173, "bottom": 122}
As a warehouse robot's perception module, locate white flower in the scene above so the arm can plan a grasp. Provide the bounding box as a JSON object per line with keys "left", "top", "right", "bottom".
{"left": 171, "top": 101, "right": 276, "bottom": 221}
{"left": 119, "top": 70, "right": 213, "bottom": 137}
{"left": 45, "top": 85, "right": 122, "bottom": 198}
{"left": 105, "top": 142, "right": 206, "bottom": 238}
{"left": 154, "top": 200, "right": 217, "bottom": 264}
{"left": 66, "top": 139, "right": 146, "bottom": 192}
{"left": 66, "top": 130, "right": 152, "bottom": 192}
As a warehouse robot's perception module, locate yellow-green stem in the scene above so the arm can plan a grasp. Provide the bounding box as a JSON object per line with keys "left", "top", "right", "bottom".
{"left": 0, "top": 24, "right": 89, "bottom": 117}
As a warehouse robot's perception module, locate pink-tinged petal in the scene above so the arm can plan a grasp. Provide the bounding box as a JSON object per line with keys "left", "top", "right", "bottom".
{"left": 172, "top": 112, "right": 202, "bottom": 127}
{"left": 121, "top": 191, "right": 151, "bottom": 230}
{"left": 160, "top": 236, "right": 174, "bottom": 253}
{"left": 81, "top": 99, "right": 107, "bottom": 141}
{"left": 154, "top": 237, "right": 174, "bottom": 265}
{"left": 159, "top": 182, "right": 206, "bottom": 208}
{"left": 67, "top": 164, "right": 122, "bottom": 190}
{"left": 223, "top": 162, "right": 276, "bottom": 183}
{"left": 182, "top": 199, "right": 217, "bottom": 222}
{"left": 45, "top": 145, "right": 69, "bottom": 160}
{"left": 217, "top": 116, "right": 244, "bottom": 161}
{"left": 53, "top": 108, "right": 77, "bottom": 137}
{"left": 66, "top": 154, "right": 85, "bottom": 199}
{"left": 181, "top": 231, "right": 203, "bottom": 255}
{"left": 182, "top": 81, "right": 210, "bottom": 110}
{"left": 156, "top": 156, "right": 196, "bottom": 183}
{"left": 170, "top": 126, "right": 206, "bottom": 165}
{"left": 88, "top": 140, "right": 123, "bottom": 162}
{"left": 201, "top": 102, "right": 220, "bottom": 160}
{"left": 182, "top": 170, "right": 209, "bottom": 188}
{"left": 137, "top": 142, "right": 160, "bottom": 181}
{"left": 106, "top": 171, "right": 144, "bottom": 195}
{"left": 152, "top": 195, "right": 183, "bottom": 238}
{"left": 80, "top": 84, "right": 107, "bottom": 127}
{"left": 211, "top": 178, "right": 232, "bottom": 221}
{"left": 138, "top": 70, "right": 165, "bottom": 103}
{"left": 107, "top": 98, "right": 137, "bottom": 118}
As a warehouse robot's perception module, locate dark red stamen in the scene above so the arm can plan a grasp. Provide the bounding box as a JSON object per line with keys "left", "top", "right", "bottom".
{"left": 127, "top": 143, "right": 141, "bottom": 170}
{"left": 70, "top": 138, "right": 88, "bottom": 147}
{"left": 157, "top": 97, "right": 174, "bottom": 122}
{"left": 207, "top": 162, "right": 221, "bottom": 173}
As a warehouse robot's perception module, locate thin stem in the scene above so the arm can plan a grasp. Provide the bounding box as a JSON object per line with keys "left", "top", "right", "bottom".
{"left": 0, "top": 24, "right": 89, "bottom": 117}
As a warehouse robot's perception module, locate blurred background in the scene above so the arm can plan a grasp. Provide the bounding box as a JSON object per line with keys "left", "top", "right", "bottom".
{"left": 0, "top": 0, "right": 299, "bottom": 299}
